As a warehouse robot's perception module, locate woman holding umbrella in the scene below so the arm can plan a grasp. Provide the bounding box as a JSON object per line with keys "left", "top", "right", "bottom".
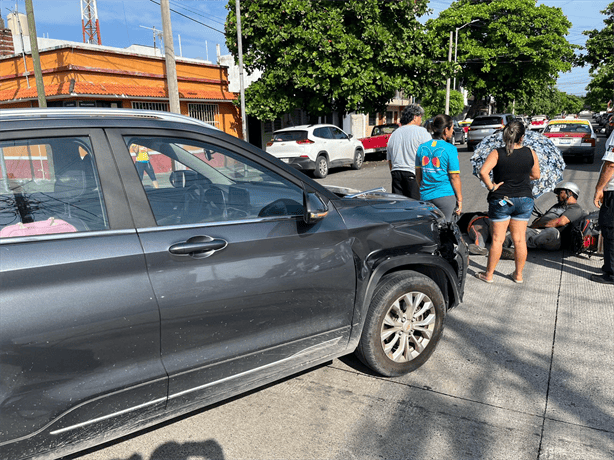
{"left": 477, "top": 120, "right": 540, "bottom": 283}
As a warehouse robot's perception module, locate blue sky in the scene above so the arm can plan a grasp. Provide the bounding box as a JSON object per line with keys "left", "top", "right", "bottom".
{"left": 2, "top": 0, "right": 609, "bottom": 96}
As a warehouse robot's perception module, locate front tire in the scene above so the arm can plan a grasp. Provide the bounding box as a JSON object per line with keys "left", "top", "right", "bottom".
{"left": 351, "top": 149, "right": 364, "bottom": 170}
{"left": 355, "top": 271, "right": 446, "bottom": 377}
{"left": 313, "top": 155, "right": 329, "bottom": 178}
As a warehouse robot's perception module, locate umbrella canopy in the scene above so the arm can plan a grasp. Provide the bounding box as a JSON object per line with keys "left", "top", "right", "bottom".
{"left": 470, "top": 129, "right": 566, "bottom": 198}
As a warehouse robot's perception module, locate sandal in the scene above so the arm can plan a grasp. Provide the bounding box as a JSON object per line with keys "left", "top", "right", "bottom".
{"left": 508, "top": 272, "right": 524, "bottom": 284}
{"left": 475, "top": 272, "right": 493, "bottom": 283}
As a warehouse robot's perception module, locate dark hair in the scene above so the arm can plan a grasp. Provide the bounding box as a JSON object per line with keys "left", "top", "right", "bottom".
{"left": 400, "top": 103, "right": 425, "bottom": 125}
{"left": 431, "top": 114, "right": 453, "bottom": 140}
{"left": 502, "top": 120, "right": 525, "bottom": 155}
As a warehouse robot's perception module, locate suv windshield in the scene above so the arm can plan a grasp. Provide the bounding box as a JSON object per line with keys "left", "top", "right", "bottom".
{"left": 471, "top": 117, "right": 503, "bottom": 127}
{"left": 272, "top": 131, "right": 308, "bottom": 142}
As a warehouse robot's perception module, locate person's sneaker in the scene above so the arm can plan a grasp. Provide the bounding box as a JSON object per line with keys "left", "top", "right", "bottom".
{"left": 501, "top": 247, "right": 515, "bottom": 260}
{"left": 590, "top": 273, "right": 614, "bottom": 285}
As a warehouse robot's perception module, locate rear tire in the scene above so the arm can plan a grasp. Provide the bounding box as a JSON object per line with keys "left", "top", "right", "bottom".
{"left": 355, "top": 271, "right": 446, "bottom": 377}
{"left": 313, "top": 155, "right": 329, "bottom": 178}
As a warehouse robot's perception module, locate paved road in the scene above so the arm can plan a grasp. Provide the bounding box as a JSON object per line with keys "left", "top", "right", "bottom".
{"left": 72, "top": 127, "right": 613, "bottom": 460}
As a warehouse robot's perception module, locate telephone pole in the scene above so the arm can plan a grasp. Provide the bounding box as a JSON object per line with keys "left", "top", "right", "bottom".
{"left": 25, "top": 0, "right": 46, "bottom": 108}
{"left": 160, "top": 0, "right": 180, "bottom": 114}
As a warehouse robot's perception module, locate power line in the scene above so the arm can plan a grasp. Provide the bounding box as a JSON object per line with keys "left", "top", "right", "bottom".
{"left": 147, "top": 0, "right": 224, "bottom": 35}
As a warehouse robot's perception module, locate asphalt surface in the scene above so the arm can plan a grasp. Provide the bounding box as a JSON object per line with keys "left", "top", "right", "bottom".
{"left": 71, "top": 123, "right": 613, "bottom": 460}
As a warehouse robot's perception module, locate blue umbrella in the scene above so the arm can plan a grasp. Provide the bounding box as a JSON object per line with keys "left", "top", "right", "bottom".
{"left": 470, "top": 129, "right": 566, "bottom": 198}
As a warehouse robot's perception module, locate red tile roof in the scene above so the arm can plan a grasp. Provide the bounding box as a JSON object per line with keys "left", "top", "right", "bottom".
{"left": 0, "top": 81, "right": 237, "bottom": 102}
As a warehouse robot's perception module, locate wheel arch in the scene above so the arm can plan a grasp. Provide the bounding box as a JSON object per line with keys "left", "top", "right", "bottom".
{"left": 347, "top": 254, "right": 460, "bottom": 350}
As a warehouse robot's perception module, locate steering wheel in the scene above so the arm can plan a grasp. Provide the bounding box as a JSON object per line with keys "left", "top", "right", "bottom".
{"left": 181, "top": 184, "right": 206, "bottom": 223}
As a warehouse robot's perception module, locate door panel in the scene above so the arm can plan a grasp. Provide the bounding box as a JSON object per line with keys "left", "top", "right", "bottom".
{"left": 0, "top": 132, "right": 166, "bottom": 450}
{"left": 112, "top": 133, "right": 356, "bottom": 407}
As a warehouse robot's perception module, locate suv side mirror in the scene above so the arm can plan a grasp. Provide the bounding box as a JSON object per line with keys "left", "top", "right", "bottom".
{"left": 347, "top": 134, "right": 354, "bottom": 139}
{"left": 303, "top": 191, "right": 329, "bottom": 224}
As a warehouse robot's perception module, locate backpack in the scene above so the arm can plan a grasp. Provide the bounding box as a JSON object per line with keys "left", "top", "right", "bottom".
{"left": 569, "top": 212, "right": 601, "bottom": 256}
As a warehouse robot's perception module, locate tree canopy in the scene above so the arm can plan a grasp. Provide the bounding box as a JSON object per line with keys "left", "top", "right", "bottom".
{"left": 514, "top": 87, "right": 584, "bottom": 118}
{"left": 225, "top": 0, "right": 433, "bottom": 121}
{"left": 426, "top": 0, "right": 576, "bottom": 112}
{"left": 422, "top": 90, "right": 465, "bottom": 119}
{"left": 581, "top": 2, "right": 614, "bottom": 111}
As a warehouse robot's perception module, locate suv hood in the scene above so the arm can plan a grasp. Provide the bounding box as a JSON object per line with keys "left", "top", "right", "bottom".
{"left": 325, "top": 185, "right": 446, "bottom": 221}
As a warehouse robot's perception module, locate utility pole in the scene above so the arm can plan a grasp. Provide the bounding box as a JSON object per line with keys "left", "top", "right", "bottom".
{"left": 235, "top": 0, "right": 248, "bottom": 141}
{"left": 160, "top": 0, "right": 180, "bottom": 114}
{"left": 12, "top": 6, "right": 30, "bottom": 87}
{"left": 25, "top": 0, "right": 46, "bottom": 108}
{"left": 444, "top": 31, "right": 452, "bottom": 115}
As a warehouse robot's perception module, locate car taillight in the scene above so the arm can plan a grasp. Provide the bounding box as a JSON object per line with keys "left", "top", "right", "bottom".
{"left": 296, "top": 139, "right": 315, "bottom": 144}
{"left": 582, "top": 135, "right": 595, "bottom": 147}
{"left": 266, "top": 141, "right": 273, "bottom": 147}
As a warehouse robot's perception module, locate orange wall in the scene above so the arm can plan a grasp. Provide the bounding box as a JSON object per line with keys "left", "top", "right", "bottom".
{"left": 0, "top": 46, "right": 241, "bottom": 137}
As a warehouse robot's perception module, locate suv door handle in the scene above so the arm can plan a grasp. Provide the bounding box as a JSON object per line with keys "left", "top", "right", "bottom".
{"left": 169, "top": 236, "right": 228, "bottom": 257}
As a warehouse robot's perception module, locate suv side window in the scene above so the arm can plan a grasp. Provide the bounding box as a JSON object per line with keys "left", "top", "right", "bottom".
{"left": 330, "top": 127, "right": 348, "bottom": 140}
{"left": 313, "top": 127, "right": 332, "bottom": 139}
{"left": 124, "top": 136, "right": 305, "bottom": 225}
{"left": 0, "top": 137, "right": 109, "bottom": 238}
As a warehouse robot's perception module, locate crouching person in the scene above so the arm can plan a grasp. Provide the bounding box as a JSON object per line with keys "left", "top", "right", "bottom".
{"left": 526, "top": 182, "right": 584, "bottom": 250}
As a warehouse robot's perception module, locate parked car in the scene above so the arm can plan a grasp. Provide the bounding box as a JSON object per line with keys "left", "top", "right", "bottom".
{"left": 466, "top": 114, "right": 515, "bottom": 150}
{"left": 358, "top": 123, "right": 399, "bottom": 155}
{"left": 529, "top": 115, "right": 549, "bottom": 131}
{"left": 266, "top": 124, "right": 364, "bottom": 178}
{"left": 458, "top": 120, "right": 472, "bottom": 134}
{"left": 422, "top": 119, "right": 466, "bottom": 146}
{"left": 542, "top": 118, "right": 596, "bottom": 163}
{"left": 0, "top": 108, "right": 468, "bottom": 460}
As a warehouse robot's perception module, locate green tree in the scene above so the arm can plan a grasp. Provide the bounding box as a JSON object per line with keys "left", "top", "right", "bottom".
{"left": 581, "top": 2, "right": 614, "bottom": 111}
{"left": 422, "top": 90, "right": 465, "bottom": 119}
{"left": 225, "top": 0, "right": 433, "bottom": 121}
{"left": 426, "top": 0, "right": 576, "bottom": 113}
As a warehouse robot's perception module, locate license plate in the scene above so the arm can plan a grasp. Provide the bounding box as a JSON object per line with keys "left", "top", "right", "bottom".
{"left": 559, "top": 140, "right": 571, "bottom": 145}
{"left": 280, "top": 158, "right": 290, "bottom": 163}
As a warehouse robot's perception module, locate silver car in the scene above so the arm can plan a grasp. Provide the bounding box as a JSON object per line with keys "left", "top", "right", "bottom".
{"left": 467, "top": 114, "right": 515, "bottom": 150}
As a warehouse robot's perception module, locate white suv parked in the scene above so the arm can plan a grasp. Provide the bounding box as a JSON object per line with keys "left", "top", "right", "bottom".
{"left": 266, "top": 124, "right": 364, "bottom": 178}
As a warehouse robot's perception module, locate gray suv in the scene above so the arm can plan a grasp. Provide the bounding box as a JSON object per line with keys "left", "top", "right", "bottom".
{"left": 467, "top": 113, "right": 515, "bottom": 150}
{"left": 0, "top": 108, "right": 467, "bottom": 460}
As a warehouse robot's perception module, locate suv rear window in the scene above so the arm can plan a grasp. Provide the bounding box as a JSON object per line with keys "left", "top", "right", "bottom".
{"left": 471, "top": 117, "right": 504, "bottom": 127}
{"left": 272, "top": 131, "right": 308, "bottom": 142}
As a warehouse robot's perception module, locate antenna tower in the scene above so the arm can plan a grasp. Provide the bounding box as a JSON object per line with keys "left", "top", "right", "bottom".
{"left": 81, "top": 0, "right": 102, "bottom": 45}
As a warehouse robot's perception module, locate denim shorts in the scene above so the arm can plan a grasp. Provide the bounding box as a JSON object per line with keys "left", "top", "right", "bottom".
{"left": 488, "top": 196, "right": 534, "bottom": 222}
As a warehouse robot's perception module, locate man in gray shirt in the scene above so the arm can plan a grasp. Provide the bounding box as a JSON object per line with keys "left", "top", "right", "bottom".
{"left": 386, "top": 104, "right": 432, "bottom": 199}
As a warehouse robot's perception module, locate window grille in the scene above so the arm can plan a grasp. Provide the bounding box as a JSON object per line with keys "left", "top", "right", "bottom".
{"left": 188, "top": 103, "right": 219, "bottom": 126}
{"left": 132, "top": 102, "right": 169, "bottom": 112}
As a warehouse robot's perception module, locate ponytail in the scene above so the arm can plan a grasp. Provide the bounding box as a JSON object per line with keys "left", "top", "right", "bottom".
{"left": 502, "top": 120, "right": 525, "bottom": 155}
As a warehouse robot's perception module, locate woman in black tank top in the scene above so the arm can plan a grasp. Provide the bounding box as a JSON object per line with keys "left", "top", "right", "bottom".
{"left": 477, "top": 120, "right": 540, "bottom": 283}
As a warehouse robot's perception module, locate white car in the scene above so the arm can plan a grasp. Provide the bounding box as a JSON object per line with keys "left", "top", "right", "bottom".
{"left": 266, "top": 124, "right": 364, "bottom": 178}
{"left": 529, "top": 115, "right": 549, "bottom": 131}
{"left": 542, "top": 118, "right": 596, "bottom": 163}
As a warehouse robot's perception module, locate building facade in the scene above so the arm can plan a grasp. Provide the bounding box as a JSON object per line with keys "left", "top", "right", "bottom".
{"left": 0, "top": 35, "right": 240, "bottom": 137}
